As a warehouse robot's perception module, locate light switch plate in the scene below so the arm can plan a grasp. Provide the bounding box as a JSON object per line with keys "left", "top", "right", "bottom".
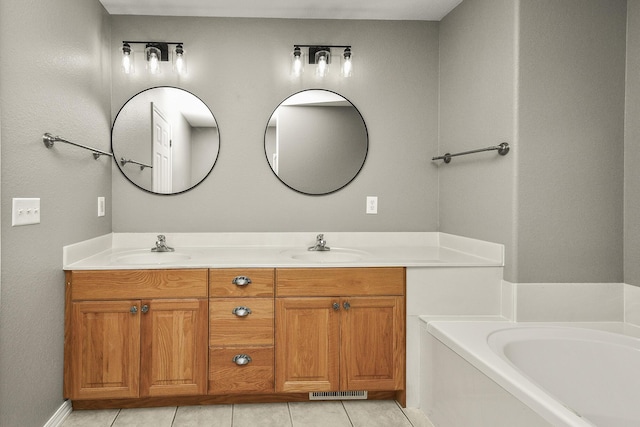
{"left": 12, "top": 198, "right": 41, "bottom": 226}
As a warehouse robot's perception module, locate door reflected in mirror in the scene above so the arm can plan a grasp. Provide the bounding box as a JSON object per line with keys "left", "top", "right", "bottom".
{"left": 112, "top": 87, "right": 220, "bottom": 194}
{"left": 265, "top": 90, "right": 368, "bottom": 195}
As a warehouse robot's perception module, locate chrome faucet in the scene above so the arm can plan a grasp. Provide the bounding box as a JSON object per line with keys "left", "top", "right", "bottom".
{"left": 308, "top": 234, "right": 331, "bottom": 251}
{"left": 151, "top": 234, "right": 175, "bottom": 252}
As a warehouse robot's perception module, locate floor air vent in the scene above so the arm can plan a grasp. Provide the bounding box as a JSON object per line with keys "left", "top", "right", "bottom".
{"left": 309, "top": 391, "right": 368, "bottom": 400}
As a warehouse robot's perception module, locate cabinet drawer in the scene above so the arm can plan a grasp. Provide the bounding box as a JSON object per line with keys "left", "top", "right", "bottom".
{"left": 209, "top": 269, "right": 274, "bottom": 297}
{"left": 276, "top": 267, "right": 405, "bottom": 297}
{"left": 70, "top": 269, "right": 208, "bottom": 300}
{"left": 209, "top": 298, "right": 274, "bottom": 346}
{"left": 209, "top": 346, "right": 274, "bottom": 394}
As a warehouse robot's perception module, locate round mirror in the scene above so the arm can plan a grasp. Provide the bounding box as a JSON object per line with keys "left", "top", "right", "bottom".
{"left": 264, "top": 90, "right": 368, "bottom": 195}
{"left": 112, "top": 87, "right": 220, "bottom": 195}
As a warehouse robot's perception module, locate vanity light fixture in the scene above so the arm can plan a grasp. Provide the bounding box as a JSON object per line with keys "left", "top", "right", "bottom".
{"left": 121, "top": 41, "right": 187, "bottom": 76}
{"left": 291, "top": 45, "right": 353, "bottom": 78}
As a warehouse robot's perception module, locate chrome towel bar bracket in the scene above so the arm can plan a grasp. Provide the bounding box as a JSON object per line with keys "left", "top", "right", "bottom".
{"left": 432, "top": 142, "right": 510, "bottom": 164}
{"left": 43, "top": 133, "right": 113, "bottom": 160}
{"left": 120, "top": 157, "right": 152, "bottom": 170}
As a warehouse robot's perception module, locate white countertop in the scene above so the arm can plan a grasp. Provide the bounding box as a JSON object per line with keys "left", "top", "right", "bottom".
{"left": 63, "top": 232, "right": 504, "bottom": 270}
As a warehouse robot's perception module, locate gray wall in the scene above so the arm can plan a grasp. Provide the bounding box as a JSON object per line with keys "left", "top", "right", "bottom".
{"left": 110, "top": 17, "right": 440, "bottom": 232}
{"left": 438, "top": 0, "right": 518, "bottom": 279}
{"left": 517, "top": 0, "right": 626, "bottom": 283}
{"left": 440, "top": 0, "right": 626, "bottom": 283}
{"left": 0, "top": 1, "right": 112, "bottom": 426}
{"left": 626, "top": 0, "right": 640, "bottom": 287}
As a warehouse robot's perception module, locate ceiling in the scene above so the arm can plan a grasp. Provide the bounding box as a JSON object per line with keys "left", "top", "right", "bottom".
{"left": 99, "top": 0, "right": 464, "bottom": 21}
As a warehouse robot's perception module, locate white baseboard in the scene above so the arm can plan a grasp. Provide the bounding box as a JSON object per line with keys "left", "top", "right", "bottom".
{"left": 43, "top": 400, "right": 72, "bottom": 427}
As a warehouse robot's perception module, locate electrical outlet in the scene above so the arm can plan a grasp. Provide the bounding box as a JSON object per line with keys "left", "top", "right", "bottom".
{"left": 12, "top": 198, "right": 41, "bottom": 226}
{"left": 98, "top": 197, "right": 105, "bottom": 217}
{"left": 366, "top": 196, "right": 378, "bottom": 214}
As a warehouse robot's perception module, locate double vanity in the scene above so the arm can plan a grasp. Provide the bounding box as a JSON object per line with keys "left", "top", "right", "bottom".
{"left": 62, "top": 232, "right": 503, "bottom": 409}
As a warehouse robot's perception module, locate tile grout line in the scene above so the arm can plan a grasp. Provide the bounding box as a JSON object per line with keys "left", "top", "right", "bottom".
{"left": 110, "top": 409, "right": 122, "bottom": 427}
{"left": 394, "top": 401, "right": 416, "bottom": 427}
{"left": 340, "top": 401, "right": 355, "bottom": 427}
{"left": 169, "top": 407, "right": 178, "bottom": 427}
{"left": 287, "top": 402, "right": 294, "bottom": 427}
{"left": 230, "top": 404, "right": 235, "bottom": 427}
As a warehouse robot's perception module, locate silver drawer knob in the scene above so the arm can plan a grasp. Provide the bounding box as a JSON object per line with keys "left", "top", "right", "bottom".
{"left": 232, "top": 354, "right": 252, "bottom": 366}
{"left": 232, "top": 306, "right": 252, "bottom": 317}
{"left": 232, "top": 276, "right": 252, "bottom": 286}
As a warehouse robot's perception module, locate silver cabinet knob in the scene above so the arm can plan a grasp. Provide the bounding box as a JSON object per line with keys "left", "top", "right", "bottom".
{"left": 232, "top": 276, "right": 252, "bottom": 287}
{"left": 232, "top": 306, "right": 252, "bottom": 317}
{"left": 141, "top": 304, "right": 149, "bottom": 314}
{"left": 232, "top": 354, "right": 252, "bottom": 366}
{"left": 332, "top": 302, "right": 340, "bottom": 311}
{"left": 130, "top": 306, "right": 138, "bottom": 314}
{"left": 343, "top": 301, "right": 351, "bottom": 310}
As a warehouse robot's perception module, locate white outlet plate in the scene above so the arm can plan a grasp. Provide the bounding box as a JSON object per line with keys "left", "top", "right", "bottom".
{"left": 366, "top": 196, "right": 378, "bottom": 214}
{"left": 98, "top": 197, "right": 105, "bottom": 217}
{"left": 12, "top": 198, "right": 41, "bottom": 226}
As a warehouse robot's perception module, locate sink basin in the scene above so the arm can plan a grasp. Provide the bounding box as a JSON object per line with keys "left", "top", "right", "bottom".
{"left": 282, "top": 248, "right": 368, "bottom": 263}
{"left": 113, "top": 251, "right": 192, "bottom": 265}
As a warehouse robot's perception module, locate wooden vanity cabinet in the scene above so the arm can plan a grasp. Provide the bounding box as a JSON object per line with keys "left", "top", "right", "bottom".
{"left": 275, "top": 267, "right": 405, "bottom": 394}
{"left": 208, "top": 268, "right": 275, "bottom": 394}
{"left": 64, "top": 269, "right": 208, "bottom": 400}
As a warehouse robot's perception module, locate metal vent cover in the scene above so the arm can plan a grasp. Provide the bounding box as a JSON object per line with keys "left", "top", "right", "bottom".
{"left": 309, "top": 391, "right": 368, "bottom": 400}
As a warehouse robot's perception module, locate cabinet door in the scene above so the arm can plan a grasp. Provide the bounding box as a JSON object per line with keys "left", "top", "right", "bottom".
{"left": 70, "top": 301, "right": 140, "bottom": 399}
{"left": 340, "top": 296, "right": 405, "bottom": 391}
{"left": 140, "top": 299, "right": 208, "bottom": 396}
{"left": 275, "top": 298, "right": 340, "bottom": 392}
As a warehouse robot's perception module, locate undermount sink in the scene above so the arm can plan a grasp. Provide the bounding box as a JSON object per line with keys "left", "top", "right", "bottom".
{"left": 282, "top": 248, "right": 368, "bottom": 263}
{"left": 112, "top": 250, "right": 192, "bottom": 265}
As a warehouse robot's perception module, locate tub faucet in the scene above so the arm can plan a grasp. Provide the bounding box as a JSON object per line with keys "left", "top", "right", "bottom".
{"left": 308, "top": 234, "right": 331, "bottom": 251}
{"left": 151, "top": 234, "right": 174, "bottom": 252}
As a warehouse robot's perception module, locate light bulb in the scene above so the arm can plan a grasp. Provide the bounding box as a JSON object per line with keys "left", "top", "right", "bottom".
{"left": 173, "top": 44, "right": 187, "bottom": 76}
{"left": 121, "top": 43, "right": 133, "bottom": 74}
{"left": 341, "top": 48, "right": 353, "bottom": 78}
{"left": 148, "top": 51, "right": 159, "bottom": 74}
{"left": 316, "top": 52, "right": 328, "bottom": 77}
{"left": 291, "top": 47, "right": 303, "bottom": 77}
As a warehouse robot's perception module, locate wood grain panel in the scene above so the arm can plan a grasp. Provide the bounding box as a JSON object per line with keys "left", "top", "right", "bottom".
{"left": 275, "top": 298, "right": 340, "bottom": 392}
{"left": 209, "top": 346, "right": 274, "bottom": 394}
{"left": 140, "top": 299, "right": 208, "bottom": 397}
{"left": 275, "top": 268, "right": 405, "bottom": 297}
{"left": 70, "top": 269, "right": 208, "bottom": 300}
{"left": 340, "top": 296, "right": 405, "bottom": 391}
{"left": 209, "top": 298, "right": 274, "bottom": 346}
{"left": 209, "top": 268, "right": 274, "bottom": 297}
{"left": 70, "top": 300, "right": 140, "bottom": 400}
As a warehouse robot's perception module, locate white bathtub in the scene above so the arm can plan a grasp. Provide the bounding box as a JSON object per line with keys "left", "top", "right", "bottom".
{"left": 420, "top": 321, "right": 640, "bottom": 427}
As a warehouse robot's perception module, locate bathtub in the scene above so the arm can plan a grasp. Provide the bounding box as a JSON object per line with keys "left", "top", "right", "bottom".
{"left": 420, "top": 321, "right": 640, "bottom": 427}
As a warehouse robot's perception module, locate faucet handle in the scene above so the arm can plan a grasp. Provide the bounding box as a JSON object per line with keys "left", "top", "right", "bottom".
{"left": 157, "top": 234, "right": 166, "bottom": 242}
{"left": 317, "top": 234, "right": 324, "bottom": 240}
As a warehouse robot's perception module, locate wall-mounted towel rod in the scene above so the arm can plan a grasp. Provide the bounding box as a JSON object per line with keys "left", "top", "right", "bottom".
{"left": 43, "top": 133, "right": 113, "bottom": 159}
{"left": 432, "top": 142, "right": 510, "bottom": 164}
{"left": 120, "top": 157, "right": 152, "bottom": 170}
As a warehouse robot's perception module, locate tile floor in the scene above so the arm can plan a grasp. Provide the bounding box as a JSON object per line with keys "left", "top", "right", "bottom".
{"left": 61, "top": 400, "right": 435, "bottom": 427}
